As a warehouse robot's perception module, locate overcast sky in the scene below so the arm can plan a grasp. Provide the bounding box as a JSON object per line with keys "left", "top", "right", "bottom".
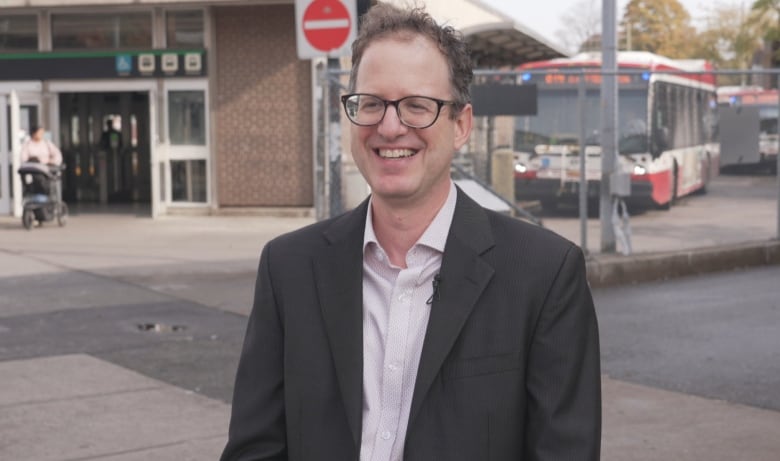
{"left": 480, "top": 0, "right": 741, "bottom": 50}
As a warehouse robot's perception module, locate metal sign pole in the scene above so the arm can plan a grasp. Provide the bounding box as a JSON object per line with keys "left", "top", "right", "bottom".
{"left": 313, "top": 60, "right": 328, "bottom": 221}
{"left": 328, "top": 60, "right": 343, "bottom": 218}
{"left": 600, "top": 0, "right": 618, "bottom": 252}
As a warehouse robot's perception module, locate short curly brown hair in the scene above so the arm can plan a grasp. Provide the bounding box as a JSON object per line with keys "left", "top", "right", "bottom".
{"left": 348, "top": 2, "right": 473, "bottom": 118}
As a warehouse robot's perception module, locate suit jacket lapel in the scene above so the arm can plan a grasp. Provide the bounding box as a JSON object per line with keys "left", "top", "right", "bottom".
{"left": 313, "top": 200, "right": 369, "bottom": 448}
{"left": 408, "top": 189, "right": 496, "bottom": 425}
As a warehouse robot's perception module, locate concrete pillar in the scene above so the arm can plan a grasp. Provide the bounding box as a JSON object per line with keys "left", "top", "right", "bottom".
{"left": 491, "top": 148, "right": 515, "bottom": 205}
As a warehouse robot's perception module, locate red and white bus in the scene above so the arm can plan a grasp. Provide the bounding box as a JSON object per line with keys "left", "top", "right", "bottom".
{"left": 717, "top": 86, "right": 778, "bottom": 172}
{"left": 513, "top": 51, "right": 720, "bottom": 210}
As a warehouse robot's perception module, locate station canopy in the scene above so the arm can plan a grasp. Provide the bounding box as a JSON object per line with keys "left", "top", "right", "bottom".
{"left": 464, "top": 20, "right": 569, "bottom": 67}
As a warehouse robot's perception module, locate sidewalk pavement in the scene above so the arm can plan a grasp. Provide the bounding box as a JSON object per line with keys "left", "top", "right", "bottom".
{"left": 1, "top": 175, "right": 779, "bottom": 460}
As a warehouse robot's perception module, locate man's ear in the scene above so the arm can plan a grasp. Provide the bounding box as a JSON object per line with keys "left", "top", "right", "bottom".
{"left": 452, "top": 103, "right": 473, "bottom": 151}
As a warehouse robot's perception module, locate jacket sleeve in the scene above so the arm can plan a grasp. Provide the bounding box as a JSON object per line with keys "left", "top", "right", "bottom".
{"left": 525, "top": 244, "right": 601, "bottom": 460}
{"left": 221, "top": 243, "right": 288, "bottom": 461}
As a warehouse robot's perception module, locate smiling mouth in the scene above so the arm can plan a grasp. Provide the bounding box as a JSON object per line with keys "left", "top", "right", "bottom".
{"left": 376, "top": 148, "right": 417, "bottom": 159}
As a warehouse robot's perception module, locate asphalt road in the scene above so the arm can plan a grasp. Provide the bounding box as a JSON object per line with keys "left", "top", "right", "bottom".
{"left": 0, "top": 268, "right": 248, "bottom": 403}
{"left": 2, "top": 250, "right": 779, "bottom": 413}
{"left": 594, "top": 264, "right": 780, "bottom": 411}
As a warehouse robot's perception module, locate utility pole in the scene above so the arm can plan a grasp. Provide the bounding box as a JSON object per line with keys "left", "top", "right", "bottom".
{"left": 600, "top": 0, "right": 618, "bottom": 252}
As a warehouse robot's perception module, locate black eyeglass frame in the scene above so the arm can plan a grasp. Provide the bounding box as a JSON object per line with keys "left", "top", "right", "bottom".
{"left": 340, "top": 93, "right": 458, "bottom": 129}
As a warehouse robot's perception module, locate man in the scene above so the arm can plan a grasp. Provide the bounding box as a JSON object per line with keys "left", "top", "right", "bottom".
{"left": 99, "top": 117, "right": 123, "bottom": 154}
{"left": 221, "top": 4, "right": 601, "bottom": 460}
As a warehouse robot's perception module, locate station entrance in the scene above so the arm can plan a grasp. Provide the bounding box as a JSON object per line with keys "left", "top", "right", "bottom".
{"left": 58, "top": 92, "right": 151, "bottom": 207}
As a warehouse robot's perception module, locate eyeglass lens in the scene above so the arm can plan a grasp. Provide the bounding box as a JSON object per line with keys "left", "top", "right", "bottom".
{"left": 344, "top": 95, "right": 442, "bottom": 128}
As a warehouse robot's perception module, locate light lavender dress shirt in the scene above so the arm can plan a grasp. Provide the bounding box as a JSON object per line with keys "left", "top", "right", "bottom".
{"left": 359, "top": 182, "right": 457, "bottom": 461}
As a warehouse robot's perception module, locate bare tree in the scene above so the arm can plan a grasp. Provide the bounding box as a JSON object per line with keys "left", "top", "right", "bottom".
{"left": 555, "top": 0, "right": 601, "bottom": 54}
{"left": 693, "top": 3, "right": 763, "bottom": 83}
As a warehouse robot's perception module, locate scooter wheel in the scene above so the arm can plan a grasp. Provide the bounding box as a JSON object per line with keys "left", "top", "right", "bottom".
{"left": 22, "top": 209, "right": 35, "bottom": 230}
{"left": 57, "top": 203, "right": 69, "bottom": 227}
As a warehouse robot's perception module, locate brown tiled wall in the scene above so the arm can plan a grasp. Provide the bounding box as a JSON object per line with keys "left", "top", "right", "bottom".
{"left": 214, "top": 4, "right": 313, "bottom": 207}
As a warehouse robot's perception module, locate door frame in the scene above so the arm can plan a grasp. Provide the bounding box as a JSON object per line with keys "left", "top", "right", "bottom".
{"left": 163, "top": 78, "right": 211, "bottom": 209}
{"left": 0, "top": 82, "right": 43, "bottom": 216}
{"left": 48, "top": 79, "right": 165, "bottom": 216}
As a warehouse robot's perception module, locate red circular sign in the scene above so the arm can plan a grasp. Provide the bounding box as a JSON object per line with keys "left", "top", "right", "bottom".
{"left": 303, "top": 0, "right": 352, "bottom": 52}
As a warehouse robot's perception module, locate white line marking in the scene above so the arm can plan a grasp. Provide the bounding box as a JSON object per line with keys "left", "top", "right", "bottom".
{"left": 304, "top": 19, "right": 349, "bottom": 30}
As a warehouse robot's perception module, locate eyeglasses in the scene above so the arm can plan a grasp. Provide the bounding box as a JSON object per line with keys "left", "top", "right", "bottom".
{"left": 341, "top": 93, "right": 456, "bottom": 129}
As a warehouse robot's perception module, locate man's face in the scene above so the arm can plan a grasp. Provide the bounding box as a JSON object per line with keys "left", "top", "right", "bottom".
{"left": 350, "top": 34, "right": 472, "bottom": 208}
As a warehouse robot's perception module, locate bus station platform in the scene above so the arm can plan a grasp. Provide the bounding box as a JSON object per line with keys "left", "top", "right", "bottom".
{"left": 0, "top": 172, "right": 778, "bottom": 461}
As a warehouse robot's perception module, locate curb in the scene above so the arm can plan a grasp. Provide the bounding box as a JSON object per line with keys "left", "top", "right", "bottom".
{"left": 586, "top": 239, "right": 780, "bottom": 287}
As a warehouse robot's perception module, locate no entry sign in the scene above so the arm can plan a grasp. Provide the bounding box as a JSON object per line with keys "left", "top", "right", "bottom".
{"left": 296, "top": 0, "right": 357, "bottom": 59}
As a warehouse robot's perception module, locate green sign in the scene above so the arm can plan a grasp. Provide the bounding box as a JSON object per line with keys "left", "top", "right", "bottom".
{"left": 0, "top": 50, "right": 207, "bottom": 81}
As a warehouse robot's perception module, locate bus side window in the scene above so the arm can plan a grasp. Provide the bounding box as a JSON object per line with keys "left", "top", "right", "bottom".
{"left": 652, "top": 123, "right": 669, "bottom": 157}
{"left": 651, "top": 85, "right": 666, "bottom": 157}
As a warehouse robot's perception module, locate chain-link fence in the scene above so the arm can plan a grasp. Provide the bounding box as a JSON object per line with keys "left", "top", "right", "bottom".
{"left": 314, "top": 60, "right": 780, "bottom": 255}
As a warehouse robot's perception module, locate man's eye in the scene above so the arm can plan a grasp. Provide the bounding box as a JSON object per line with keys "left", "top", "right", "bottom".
{"left": 404, "top": 99, "right": 434, "bottom": 113}
{"left": 360, "top": 100, "right": 383, "bottom": 112}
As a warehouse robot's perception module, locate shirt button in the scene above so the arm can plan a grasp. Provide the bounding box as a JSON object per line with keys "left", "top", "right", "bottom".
{"left": 387, "top": 362, "right": 400, "bottom": 371}
{"left": 381, "top": 431, "right": 392, "bottom": 440}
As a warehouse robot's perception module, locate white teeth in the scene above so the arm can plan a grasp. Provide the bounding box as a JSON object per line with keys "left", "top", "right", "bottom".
{"left": 378, "top": 149, "right": 415, "bottom": 158}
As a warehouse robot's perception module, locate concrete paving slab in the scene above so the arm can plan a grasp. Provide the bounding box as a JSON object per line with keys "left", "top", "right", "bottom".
{"left": 0, "top": 354, "right": 228, "bottom": 461}
{"left": 0, "top": 251, "right": 65, "bottom": 278}
{"left": 0, "top": 269, "right": 173, "bottom": 318}
{"left": 0, "top": 213, "right": 311, "bottom": 276}
{"left": 0, "top": 354, "right": 157, "bottom": 406}
{"left": 91, "top": 435, "right": 226, "bottom": 461}
{"left": 545, "top": 174, "right": 778, "bottom": 255}
{"left": 602, "top": 376, "right": 780, "bottom": 461}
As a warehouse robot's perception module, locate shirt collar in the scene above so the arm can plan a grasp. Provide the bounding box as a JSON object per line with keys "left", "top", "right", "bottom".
{"left": 363, "top": 181, "right": 457, "bottom": 255}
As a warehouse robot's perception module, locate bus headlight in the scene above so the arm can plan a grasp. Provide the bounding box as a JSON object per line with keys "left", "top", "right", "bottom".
{"left": 632, "top": 164, "right": 647, "bottom": 176}
{"left": 515, "top": 163, "right": 528, "bottom": 174}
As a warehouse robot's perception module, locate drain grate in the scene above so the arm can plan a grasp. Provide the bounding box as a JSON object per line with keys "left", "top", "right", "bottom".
{"left": 136, "top": 323, "right": 187, "bottom": 333}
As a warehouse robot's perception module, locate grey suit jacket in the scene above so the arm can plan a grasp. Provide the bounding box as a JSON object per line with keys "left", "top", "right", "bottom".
{"left": 221, "top": 188, "right": 601, "bottom": 461}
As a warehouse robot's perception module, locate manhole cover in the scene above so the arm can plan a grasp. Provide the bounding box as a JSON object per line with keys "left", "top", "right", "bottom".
{"left": 136, "top": 323, "right": 187, "bottom": 333}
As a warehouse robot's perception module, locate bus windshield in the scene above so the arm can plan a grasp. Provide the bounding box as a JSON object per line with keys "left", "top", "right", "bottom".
{"left": 514, "top": 89, "right": 649, "bottom": 154}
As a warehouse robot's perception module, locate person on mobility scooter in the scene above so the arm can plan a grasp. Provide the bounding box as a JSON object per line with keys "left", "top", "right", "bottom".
{"left": 18, "top": 125, "right": 68, "bottom": 230}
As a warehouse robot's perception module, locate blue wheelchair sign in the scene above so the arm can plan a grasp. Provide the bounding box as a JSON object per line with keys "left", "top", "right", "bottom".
{"left": 115, "top": 55, "right": 133, "bottom": 74}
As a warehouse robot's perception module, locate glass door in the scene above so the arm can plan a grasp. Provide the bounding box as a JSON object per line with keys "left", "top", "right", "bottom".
{"left": 164, "top": 79, "right": 210, "bottom": 208}
{"left": 58, "top": 92, "right": 151, "bottom": 207}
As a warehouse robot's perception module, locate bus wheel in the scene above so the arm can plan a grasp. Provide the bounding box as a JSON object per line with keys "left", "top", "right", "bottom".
{"left": 697, "top": 155, "right": 710, "bottom": 195}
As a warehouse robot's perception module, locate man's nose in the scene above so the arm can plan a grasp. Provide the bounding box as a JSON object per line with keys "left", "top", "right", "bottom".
{"left": 377, "top": 103, "right": 408, "bottom": 137}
